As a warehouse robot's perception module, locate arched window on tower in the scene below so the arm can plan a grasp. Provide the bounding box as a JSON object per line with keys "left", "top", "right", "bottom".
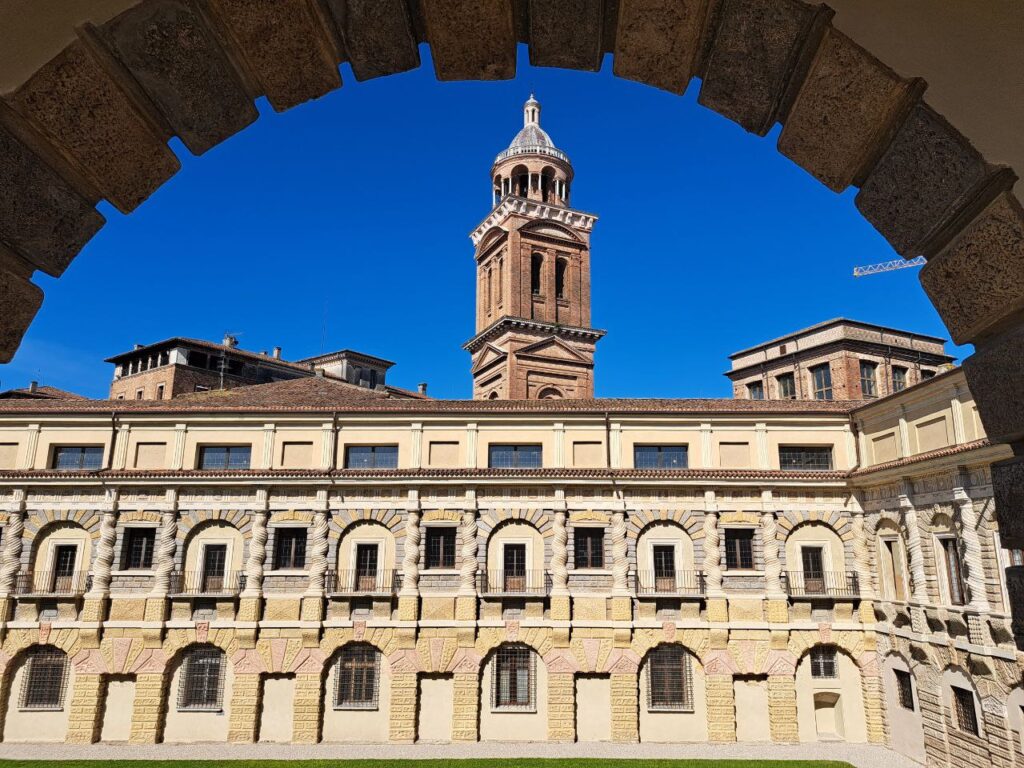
{"left": 517, "top": 173, "right": 528, "bottom": 197}
{"left": 555, "top": 258, "right": 568, "bottom": 300}
{"left": 497, "top": 258, "right": 504, "bottom": 307}
{"left": 531, "top": 253, "right": 543, "bottom": 296}
{"left": 541, "top": 169, "right": 553, "bottom": 203}
{"left": 486, "top": 266, "right": 492, "bottom": 311}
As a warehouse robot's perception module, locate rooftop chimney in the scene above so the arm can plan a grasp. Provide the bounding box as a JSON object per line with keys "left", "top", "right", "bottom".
{"left": 222, "top": 334, "right": 238, "bottom": 348}
{"left": 418, "top": 382, "right": 428, "bottom": 395}
{"left": 272, "top": 347, "right": 282, "bottom": 359}
{"left": 29, "top": 381, "right": 38, "bottom": 393}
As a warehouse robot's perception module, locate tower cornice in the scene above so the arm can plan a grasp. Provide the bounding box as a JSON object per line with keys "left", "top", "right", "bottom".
{"left": 463, "top": 317, "right": 607, "bottom": 353}
{"left": 470, "top": 196, "right": 598, "bottom": 246}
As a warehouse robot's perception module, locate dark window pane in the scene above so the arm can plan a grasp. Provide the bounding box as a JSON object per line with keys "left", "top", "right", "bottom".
{"left": 895, "top": 669, "right": 915, "bottom": 710}
{"left": 122, "top": 528, "right": 156, "bottom": 570}
{"left": 747, "top": 381, "right": 765, "bottom": 400}
{"left": 893, "top": 366, "right": 908, "bottom": 392}
{"left": 574, "top": 528, "right": 604, "bottom": 569}
{"left": 634, "top": 445, "right": 688, "bottom": 469}
{"left": 178, "top": 647, "right": 225, "bottom": 710}
{"left": 52, "top": 446, "right": 104, "bottom": 471}
{"left": 198, "top": 445, "right": 251, "bottom": 470}
{"left": 810, "top": 647, "right": 837, "bottom": 679}
{"left": 777, "top": 373, "right": 796, "bottom": 399}
{"left": 335, "top": 645, "right": 380, "bottom": 709}
{"left": 811, "top": 364, "right": 833, "bottom": 400}
{"left": 426, "top": 527, "right": 456, "bottom": 569}
{"left": 20, "top": 647, "right": 68, "bottom": 710}
{"left": 345, "top": 445, "right": 399, "bottom": 469}
{"left": 647, "top": 645, "right": 693, "bottom": 711}
{"left": 273, "top": 528, "right": 308, "bottom": 570}
{"left": 860, "top": 361, "right": 877, "bottom": 398}
{"left": 953, "top": 686, "right": 978, "bottom": 735}
{"left": 488, "top": 445, "right": 542, "bottom": 469}
{"left": 493, "top": 645, "right": 535, "bottom": 709}
{"left": 779, "top": 446, "right": 833, "bottom": 471}
{"left": 724, "top": 529, "right": 754, "bottom": 570}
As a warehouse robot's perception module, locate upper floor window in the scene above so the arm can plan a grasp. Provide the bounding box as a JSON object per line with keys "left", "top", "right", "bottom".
{"left": 779, "top": 446, "right": 834, "bottom": 471}
{"left": 939, "top": 538, "right": 966, "bottom": 606}
{"left": 724, "top": 529, "right": 754, "bottom": 570}
{"left": 859, "top": 361, "right": 878, "bottom": 398}
{"left": 810, "top": 647, "right": 837, "bottom": 679}
{"left": 493, "top": 645, "right": 535, "bottom": 710}
{"left": 555, "top": 258, "right": 567, "bottom": 299}
{"left": 425, "top": 527, "right": 457, "bottom": 569}
{"left": 647, "top": 645, "right": 694, "bottom": 711}
{"left": 488, "top": 444, "right": 542, "bottom": 469}
{"left": 345, "top": 445, "right": 398, "bottom": 469}
{"left": 810, "top": 364, "right": 833, "bottom": 400}
{"left": 121, "top": 528, "right": 156, "bottom": 570}
{"left": 334, "top": 645, "right": 380, "bottom": 710}
{"left": 574, "top": 527, "right": 604, "bottom": 569}
{"left": 893, "top": 365, "right": 908, "bottom": 392}
{"left": 634, "top": 445, "right": 688, "bottom": 469}
{"left": 197, "top": 445, "right": 251, "bottom": 470}
{"left": 178, "top": 646, "right": 225, "bottom": 711}
{"left": 777, "top": 372, "right": 796, "bottom": 400}
{"left": 20, "top": 647, "right": 68, "bottom": 710}
{"left": 52, "top": 445, "right": 104, "bottom": 471}
{"left": 747, "top": 381, "right": 765, "bottom": 400}
{"left": 895, "top": 669, "right": 915, "bottom": 711}
{"left": 273, "top": 528, "right": 307, "bottom": 570}
{"left": 531, "top": 253, "right": 543, "bottom": 295}
{"left": 952, "top": 686, "right": 979, "bottom": 735}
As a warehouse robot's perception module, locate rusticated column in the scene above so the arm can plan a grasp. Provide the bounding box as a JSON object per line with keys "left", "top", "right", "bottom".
{"left": 706, "top": 673, "right": 737, "bottom": 742}
{"left": 611, "top": 509, "right": 629, "bottom": 593}
{"left": 389, "top": 672, "right": 418, "bottom": 742}
{"left": 703, "top": 509, "right": 723, "bottom": 595}
{"left": 456, "top": 508, "right": 478, "bottom": 620}
{"left": 761, "top": 509, "right": 783, "bottom": 597}
{"left": 129, "top": 672, "right": 167, "bottom": 744}
{"left": 611, "top": 672, "right": 639, "bottom": 742}
{"left": 547, "top": 673, "right": 576, "bottom": 741}
{"left": 302, "top": 509, "right": 330, "bottom": 623}
{"left": 399, "top": 507, "right": 421, "bottom": 621}
{"left": 767, "top": 675, "right": 798, "bottom": 742}
{"left": 953, "top": 486, "right": 991, "bottom": 613}
{"left": 898, "top": 487, "right": 928, "bottom": 604}
{"left": 65, "top": 673, "right": 104, "bottom": 743}
{"left": 146, "top": 500, "right": 178, "bottom": 624}
{"left": 241, "top": 509, "right": 268, "bottom": 597}
{"left": 451, "top": 671, "right": 480, "bottom": 742}
{"left": 89, "top": 508, "right": 117, "bottom": 596}
{"left": 550, "top": 509, "right": 570, "bottom": 620}
{"left": 227, "top": 673, "right": 260, "bottom": 743}
{"left": 291, "top": 673, "right": 322, "bottom": 744}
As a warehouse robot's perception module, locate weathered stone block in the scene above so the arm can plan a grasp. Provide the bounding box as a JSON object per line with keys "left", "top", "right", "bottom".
{"left": 991, "top": 456, "right": 1024, "bottom": 547}
{"left": 856, "top": 102, "right": 998, "bottom": 257}
{"left": 699, "top": 0, "right": 819, "bottom": 136}
{"left": 921, "top": 192, "right": 1024, "bottom": 345}
{"left": 963, "top": 326, "right": 1024, "bottom": 444}
{"left": 98, "top": 0, "right": 257, "bottom": 155}
{"left": 779, "top": 26, "right": 918, "bottom": 192}
{"left": 528, "top": 0, "right": 604, "bottom": 71}
{"left": 326, "top": 0, "right": 420, "bottom": 81}
{"left": 207, "top": 0, "right": 341, "bottom": 112}
{"left": 421, "top": 0, "right": 516, "bottom": 81}
{"left": 422, "top": 596, "right": 455, "bottom": 619}
{"left": 614, "top": 0, "right": 711, "bottom": 94}
{"left": 0, "top": 262, "right": 42, "bottom": 364}
{"left": 728, "top": 597, "right": 763, "bottom": 621}
{"left": 9, "top": 39, "right": 180, "bottom": 214}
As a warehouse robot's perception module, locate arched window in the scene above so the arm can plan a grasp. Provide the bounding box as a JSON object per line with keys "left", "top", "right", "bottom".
{"left": 20, "top": 646, "right": 68, "bottom": 710}
{"left": 334, "top": 644, "right": 380, "bottom": 709}
{"left": 488, "top": 391, "right": 500, "bottom": 400}
{"left": 538, "top": 387, "right": 563, "bottom": 400}
{"left": 178, "top": 646, "right": 225, "bottom": 711}
{"left": 517, "top": 173, "right": 528, "bottom": 197}
{"left": 555, "top": 258, "right": 567, "bottom": 299}
{"left": 531, "top": 253, "right": 543, "bottom": 295}
{"left": 646, "top": 645, "right": 693, "bottom": 711}
{"left": 492, "top": 644, "right": 535, "bottom": 710}
{"left": 810, "top": 646, "right": 838, "bottom": 679}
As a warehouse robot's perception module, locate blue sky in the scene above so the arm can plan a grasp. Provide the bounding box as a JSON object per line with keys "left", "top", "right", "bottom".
{"left": 0, "top": 47, "right": 968, "bottom": 400}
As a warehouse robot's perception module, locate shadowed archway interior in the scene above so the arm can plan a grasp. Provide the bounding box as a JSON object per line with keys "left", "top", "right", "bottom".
{"left": 0, "top": 0, "right": 1023, "bottom": 542}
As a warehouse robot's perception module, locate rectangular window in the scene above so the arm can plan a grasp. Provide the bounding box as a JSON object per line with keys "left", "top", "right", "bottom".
{"left": 941, "top": 538, "right": 966, "bottom": 606}
{"left": 425, "top": 527, "right": 456, "bottom": 569}
{"left": 488, "top": 444, "right": 543, "bottom": 469}
{"left": 779, "top": 446, "right": 834, "bottom": 471}
{"left": 197, "top": 445, "right": 251, "bottom": 470}
{"left": 860, "top": 360, "right": 878, "bottom": 398}
{"left": 724, "top": 529, "right": 754, "bottom": 570}
{"left": 493, "top": 645, "right": 535, "bottom": 710}
{"left": 634, "top": 445, "right": 688, "bottom": 469}
{"left": 156, "top": 384, "right": 165, "bottom": 400}
{"left": 178, "top": 648, "right": 225, "bottom": 711}
{"left": 811, "top": 364, "right": 833, "bottom": 400}
{"left": 135, "top": 389, "right": 144, "bottom": 400}
{"left": 344, "top": 445, "right": 399, "bottom": 469}
{"left": 335, "top": 646, "right": 380, "bottom": 709}
{"left": 895, "top": 669, "right": 915, "bottom": 711}
{"left": 20, "top": 648, "right": 68, "bottom": 710}
{"left": 273, "top": 528, "right": 307, "bottom": 570}
{"left": 893, "top": 365, "right": 908, "bottom": 392}
{"left": 746, "top": 381, "right": 765, "bottom": 400}
{"left": 777, "top": 372, "right": 796, "bottom": 399}
{"left": 574, "top": 527, "right": 605, "bottom": 569}
{"left": 921, "top": 369, "right": 936, "bottom": 380}
{"left": 647, "top": 646, "right": 693, "bottom": 711}
{"left": 953, "top": 686, "right": 979, "bottom": 735}
{"left": 810, "top": 647, "right": 837, "bottom": 679}
{"left": 51, "top": 445, "right": 104, "bottom": 471}
{"left": 121, "top": 528, "right": 156, "bottom": 570}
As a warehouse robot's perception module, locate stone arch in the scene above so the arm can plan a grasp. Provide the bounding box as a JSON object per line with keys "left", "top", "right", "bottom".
{"left": 782, "top": 518, "right": 850, "bottom": 576}
{"left": 23, "top": 518, "right": 95, "bottom": 593}
{"left": 536, "top": 386, "right": 563, "bottom": 399}
{"left": 634, "top": 518, "right": 697, "bottom": 587}
{"left": 940, "top": 663, "right": 986, "bottom": 737}
{"left": 483, "top": 516, "right": 546, "bottom": 577}
{"left": 176, "top": 517, "right": 245, "bottom": 576}
{"left": 626, "top": 510, "right": 704, "bottom": 574}
{"left": 1005, "top": 686, "right": 1024, "bottom": 755}
{"left": 0, "top": 643, "right": 74, "bottom": 742}
{"left": 334, "top": 518, "right": 399, "bottom": 580}
{"left": 794, "top": 642, "right": 868, "bottom": 743}
{"left": 636, "top": 641, "right": 707, "bottom": 743}
{"left": 319, "top": 640, "right": 392, "bottom": 743}
{"left": 161, "top": 641, "right": 234, "bottom": 743}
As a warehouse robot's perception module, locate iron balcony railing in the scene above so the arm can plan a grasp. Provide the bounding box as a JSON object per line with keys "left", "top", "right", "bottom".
{"left": 168, "top": 570, "right": 245, "bottom": 597}
{"left": 478, "top": 570, "right": 551, "bottom": 596}
{"left": 12, "top": 571, "right": 91, "bottom": 596}
{"left": 326, "top": 569, "right": 401, "bottom": 596}
{"left": 783, "top": 571, "right": 860, "bottom": 598}
{"left": 634, "top": 570, "right": 706, "bottom": 596}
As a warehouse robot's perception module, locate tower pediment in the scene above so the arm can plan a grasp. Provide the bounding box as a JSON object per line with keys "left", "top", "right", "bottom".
{"left": 518, "top": 220, "right": 583, "bottom": 243}
{"left": 515, "top": 336, "right": 592, "bottom": 364}
{"left": 470, "top": 343, "right": 508, "bottom": 375}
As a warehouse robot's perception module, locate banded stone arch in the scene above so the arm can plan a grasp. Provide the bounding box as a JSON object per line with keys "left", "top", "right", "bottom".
{"left": 328, "top": 507, "right": 406, "bottom": 571}
{"left": 779, "top": 515, "right": 854, "bottom": 572}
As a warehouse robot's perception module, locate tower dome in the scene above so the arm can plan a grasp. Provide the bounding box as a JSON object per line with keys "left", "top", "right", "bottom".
{"left": 494, "top": 94, "right": 570, "bottom": 166}
{"left": 491, "top": 95, "right": 574, "bottom": 208}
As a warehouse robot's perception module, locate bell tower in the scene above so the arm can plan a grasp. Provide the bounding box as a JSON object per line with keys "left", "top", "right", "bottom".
{"left": 465, "top": 96, "right": 605, "bottom": 400}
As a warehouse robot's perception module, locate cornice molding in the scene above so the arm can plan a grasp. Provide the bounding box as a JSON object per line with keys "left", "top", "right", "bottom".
{"left": 470, "top": 197, "right": 598, "bottom": 246}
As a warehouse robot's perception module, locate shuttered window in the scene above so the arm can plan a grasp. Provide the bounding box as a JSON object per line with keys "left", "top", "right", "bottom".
{"left": 178, "top": 647, "right": 225, "bottom": 711}
{"left": 493, "top": 645, "right": 535, "bottom": 710}
{"left": 647, "top": 645, "right": 694, "bottom": 711}
{"left": 20, "top": 647, "right": 68, "bottom": 710}
{"left": 335, "top": 645, "right": 380, "bottom": 709}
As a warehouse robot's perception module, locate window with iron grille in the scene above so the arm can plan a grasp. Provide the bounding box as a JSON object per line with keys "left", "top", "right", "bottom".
{"left": 334, "top": 644, "right": 380, "bottom": 709}
{"left": 121, "top": 528, "right": 156, "bottom": 570}
{"left": 488, "top": 444, "right": 543, "bottom": 468}
{"left": 810, "top": 364, "right": 833, "bottom": 401}
{"left": 197, "top": 445, "right": 251, "bottom": 470}
{"left": 747, "top": 381, "right": 765, "bottom": 400}
{"left": 273, "top": 528, "right": 307, "bottom": 570}
{"left": 777, "top": 372, "right": 796, "bottom": 399}
{"left": 810, "top": 647, "right": 837, "bottom": 679}
{"left": 952, "top": 685, "right": 979, "bottom": 735}
{"left": 895, "top": 669, "right": 915, "bottom": 710}
{"left": 860, "top": 361, "right": 878, "bottom": 397}
{"left": 19, "top": 646, "right": 68, "bottom": 710}
{"left": 492, "top": 645, "right": 536, "bottom": 710}
{"left": 893, "top": 365, "right": 908, "bottom": 392}
{"left": 344, "top": 445, "right": 399, "bottom": 469}
{"left": 177, "top": 646, "right": 225, "bottom": 711}
{"left": 779, "top": 446, "right": 834, "bottom": 471}
{"left": 574, "top": 527, "right": 604, "bottom": 569}
{"left": 647, "top": 645, "right": 694, "bottom": 711}
{"left": 724, "top": 529, "right": 754, "bottom": 570}
{"left": 425, "top": 527, "right": 456, "bottom": 569}
{"left": 51, "top": 445, "right": 104, "bottom": 471}
{"left": 634, "top": 445, "right": 688, "bottom": 469}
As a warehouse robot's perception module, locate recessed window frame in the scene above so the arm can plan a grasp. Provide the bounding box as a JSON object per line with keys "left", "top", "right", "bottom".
{"left": 859, "top": 360, "right": 878, "bottom": 398}
{"left": 746, "top": 381, "right": 765, "bottom": 400}
{"left": 492, "top": 644, "right": 536, "bottom": 712}
{"left": 344, "top": 444, "right": 399, "bottom": 470}
{"left": 197, "top": 445, "right": 251, "bottom": 470}
{"left": 810, "top": 363, "right": 833, "bottom": 401}
{"left": 724, "top": 528, "right": 755, "bottom": 571}
{"left": 273, "top": 527, "right": 308, "bottom": 570}
{"left": 952, "top": 685, "right": 979, "bottom": 736}
{"left": 120, "top": 527, "right": 156, "bottom": 570}
{"left": 647, "top": 645, "right": 694, "bottom": 712}
{"left": 633, "top": 444, "right": 688, "bottom": 469}
{"left": 776, "top": 372, "right": 796, "bottom": 400}
{"left": 573, "top": 526, "right": 605, "bottom": 570}
{"left": 778, "top": 445, "right": 834, "bottom": 471}
{"left": 810, "top": 646, "right": 838, "bottom": 679}
{"left": 425, "top": 526, "right": 457, "bottom": 570}
{"left": 19, "top": 646, "right": 68, "bottom": 711}
{"left": 894, "top": 669, "right": 915, "bottom": 711}
{"left": 334, "top": 644, "right": 381, "bottom": 710}
{"left": 177, "top": 646, "right": 226, "bottom": 712}
{"left": 51, "top": 445, "right": 104, "bottom": 471}
{"left": 893, "top": 365, "right": 908, "bottom": 392}
{"left": 488, "top": 444, "right": 543, "bottom": 469}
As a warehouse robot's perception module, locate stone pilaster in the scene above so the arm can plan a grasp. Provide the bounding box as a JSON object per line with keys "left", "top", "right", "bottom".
{"left": 451, "top": 671, "right": 480, "bottom": 742}
{"left": 291, "top": 673, "right": 321, "bottom": 744}
{"left": 899, "top": 484, "right": 929, "bottom": 633}
{"left": 389, "top": 672, "right": 418, "bottom": 742}
{"left": 547, "top": 673, "right": 575, "bottom": 741}
{"left": 65, "top": 673, "right": 104, "bottom": 744}
{"left": 706, "top": 673, "right": 736, "bottom": 742}
{"left": 129, "top": 672, "right": 166, "bottom": 744}
{"left": 227, "top": 673, "right": 261, "bottom": 743}
{"left": 861, "top": 666, "right": 887, "bottom": 744}
{"left": 767, "top": 674, "right": 799, "bottom": 743}
{"left": 850, "top": 496, "right": 876, "bottom": 622}
{"left": 611, "top": 672, "right": 639, "bottom": 742}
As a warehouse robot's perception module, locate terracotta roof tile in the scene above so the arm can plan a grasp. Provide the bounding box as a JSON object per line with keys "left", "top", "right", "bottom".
{"left": 851, "top": 438, "right": 994, "bottom": 476}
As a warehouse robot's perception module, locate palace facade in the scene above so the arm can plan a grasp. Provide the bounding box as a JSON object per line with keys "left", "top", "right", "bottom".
{"left": 0, "top": 97, "right": 1018, "bottom": 768}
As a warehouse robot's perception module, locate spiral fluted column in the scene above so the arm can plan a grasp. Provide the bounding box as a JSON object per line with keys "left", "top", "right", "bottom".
{"left": 703, "top": 510, "right": 722, "bottom": 595}
{"left": 307, "top": 510, "right": 329, "bottom": 595}
{"left": 761, "top": 511, "right": 783, "bottom": 596}
{"left": 401, "top": 509, "right": 421, "bottom": 595}
{"left": 458, "top": 510, "right": 478, "bottom": 595}
{"left": 90, "top": 509, "right": 117, "bottom": 595}
{"left": 0, "top": 505, "right": 25, "bottom": 596}
{"left": 551, "top": 510, "right": 569, "bottom": 595}
{"left": 900, "top": 497, "right": 928, "bottom": 604}
{"left": 611, "top": 510, "right": 629, "bottom": 594}
{"left": 955, "top": 492, "right": 991, "bottom": 613}
{"left": 242, "top": 510, "right": 268, "bottom": 596}
{"left": 152, "top": 509, "right": 177, "bottom": 595}
{"left": 851, "top": 510, "right": 875, "bottom": 599}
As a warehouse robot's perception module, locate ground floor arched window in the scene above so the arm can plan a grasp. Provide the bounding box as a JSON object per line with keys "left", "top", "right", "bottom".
{"left": 178, "top": 646, "right": 225, "bottom": 711}
{"left": 20, "top": 646, "right": 68, "bottom": 710}
{"left": 493, "top": 645, "right": 535, "bottom": 710}
{"left": 334, "top": 645, "right": 380, "bottom": 709}
{"left": 647, "top": 645, "right": 694, "bottom": 711}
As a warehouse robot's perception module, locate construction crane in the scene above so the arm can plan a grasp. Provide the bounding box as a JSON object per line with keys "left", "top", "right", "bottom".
{"left": 852, "top": 255, "right": 926, "bottom": 277}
